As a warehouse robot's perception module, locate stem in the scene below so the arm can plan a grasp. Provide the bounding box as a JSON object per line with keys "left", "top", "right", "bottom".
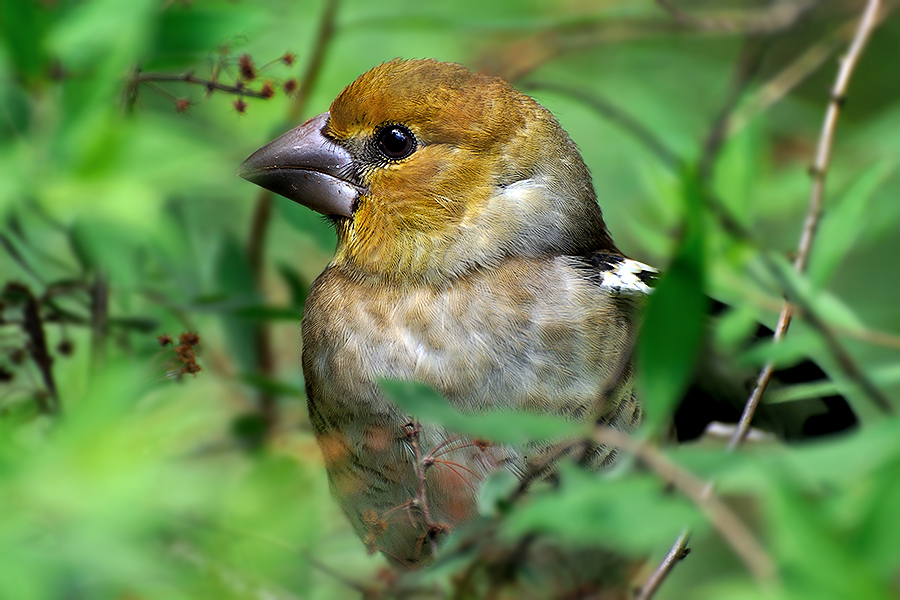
{"left": 731, "top": 0, "right": 885, "bottom": 448}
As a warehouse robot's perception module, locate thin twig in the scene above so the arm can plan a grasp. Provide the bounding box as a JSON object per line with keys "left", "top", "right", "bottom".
{"left": 758, "top": 256, "right": 894, "bottom": 415}
{"left": 657, "top": 0, "right": 816, "bottom": 33}
{"left": 90, "top": 275, "right": 109, "bottom": 373}
{"left": 3, "top": 283, "right": 60, "bottom": 414}
{"left": 406, "top": 421, "right": 442, "bottom": 558}
{"left": 643, "top": 4, "right": 887, "bottom": 594}
{"left": 131, "top": 72, "right": 272, "bottom": 98}
{"left": 730, "top": 0, "right": 886, "bottom": 449}
{"left": 635, "top": 529, "right": 690, "bottom": 600}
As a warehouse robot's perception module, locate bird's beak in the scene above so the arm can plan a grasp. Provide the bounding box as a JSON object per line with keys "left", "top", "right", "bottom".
{"left": 238, "top": 112, "right": 363, "bottom": 218}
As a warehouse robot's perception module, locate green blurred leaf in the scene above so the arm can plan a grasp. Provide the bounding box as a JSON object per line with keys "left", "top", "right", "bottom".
{"left": 214, "top": 234, "right": 259, "bottom": 374}
{"left": 238, "top": 373, "right": 305, "bottom": 399}
{"left": 273, "top": 196, "right": 337, "bottom": 254}
{"left": 276, "top": 262, "right": 310, "bottom": 309}
{"left": 637, "top": 170, "right": 708, "bottom": 427}
{"left": 504, "top": 464, "right": 701, "bottom": 554}
{"left": 0, "top": 0, "right": 53, "bottom": 81}
{"left": 69, "top": 218, "right": 143, "bottom": 288}
{"left": 808, "top": 160, "right": 895, "bottom": 287}
{"left": 768, "top": 362, "right": 900, "bottom": 404}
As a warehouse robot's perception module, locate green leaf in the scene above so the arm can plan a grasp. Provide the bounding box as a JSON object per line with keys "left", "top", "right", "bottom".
{"left": 214, "top": 234, "right": 260, "bottom": 374}
{"left": 637, "top": 169, "right": 708, "bottom": 427}
{"left": 272, "top": 196, "right": 337, "bottom": 254}
{"left": 504, "top": 464, "right": 700, "bottom": 554}
{"left": 276, "top": 262, "right": 310, "bottom": 309}
{"left": 238, "top": 373, "right": 305, "bottom": 400}
{"left": 808, "top": 161, "right": 894, "bottom": 287}
{"left": 767, "top": 362, "right": 900, "bottom": 404}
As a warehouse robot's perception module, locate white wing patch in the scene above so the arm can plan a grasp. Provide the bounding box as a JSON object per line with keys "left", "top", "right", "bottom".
{"left": 597, "top": 257, "right": 657, "bottom": 295}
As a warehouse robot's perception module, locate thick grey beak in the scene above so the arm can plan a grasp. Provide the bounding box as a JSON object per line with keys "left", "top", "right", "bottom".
{"left": 238, "top": 112, "right": 363, "bottom": 218}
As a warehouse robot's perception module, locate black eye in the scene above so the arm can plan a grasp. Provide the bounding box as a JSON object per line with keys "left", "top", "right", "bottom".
{"left": 376, "top": 125, "right": 416, "bottom": 160}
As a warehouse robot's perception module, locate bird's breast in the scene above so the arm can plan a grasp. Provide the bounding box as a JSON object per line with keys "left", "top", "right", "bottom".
{"left": 299, "top": 255, "right": 642, "bottom": 564}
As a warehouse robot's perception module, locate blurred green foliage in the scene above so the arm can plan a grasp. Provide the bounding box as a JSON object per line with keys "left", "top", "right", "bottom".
{"left": 1, "top": 0, "right": 899, "bottom": 598}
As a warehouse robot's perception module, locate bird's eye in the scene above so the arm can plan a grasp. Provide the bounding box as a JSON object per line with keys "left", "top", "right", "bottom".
{"left": 376, "top": 125, "right": 416, "bottom": 160}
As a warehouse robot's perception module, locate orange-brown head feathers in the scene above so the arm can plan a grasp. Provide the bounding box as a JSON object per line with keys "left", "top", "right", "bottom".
{"left": 241, "top": 59, "right": 618, "bottom": 282}
{"left": 328, "top": 59, "right": 527, "bottom": 153}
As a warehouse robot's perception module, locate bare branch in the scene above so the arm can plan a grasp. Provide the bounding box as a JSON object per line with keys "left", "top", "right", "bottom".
{"left": 635, "top": 529, "right": 691, "bottom": 600}
{"left": 657, "top": 0, "right": 816, "bottom": 33}
{"left": 132, "top": 72, "right": 272, "bottom": 99}
{"left": 731, "top": 0, "right": 887, "bottom": 449}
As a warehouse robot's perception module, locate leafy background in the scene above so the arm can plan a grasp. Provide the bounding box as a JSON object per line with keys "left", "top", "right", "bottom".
{"left": 1, "top": 0, "right": 899, "bottom": 598}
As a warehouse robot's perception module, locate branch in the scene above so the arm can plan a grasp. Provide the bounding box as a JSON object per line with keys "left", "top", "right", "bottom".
{"left": 730, "top": 0, "right": 887, "bottom": 449}
{"left": 2, "top": 283, "right": 60, "bottom": 414}
{"left": 635, "top": 528, "right": 690, "bottom": 600}
{"left": 131, "top": 72, "right": 273, "bottom": 99}
{"left": 657, "top": 0, "right": 816, "bottom": 33}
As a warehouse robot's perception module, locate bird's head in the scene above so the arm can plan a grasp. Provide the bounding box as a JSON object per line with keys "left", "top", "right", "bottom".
{"left": 240, "top": 58, "right": 617, "bottom": 282}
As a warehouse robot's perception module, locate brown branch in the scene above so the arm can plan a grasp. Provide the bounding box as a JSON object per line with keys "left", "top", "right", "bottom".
{"left": 593, "top": 426, "right": 776, "bottom": 583}
{"left": 645, "top": 4, "right": 888, "bottom": 593}
{"left": 245, "top": 0, "right": 339, "bottom": 439}
{"left": 131, "top": 71, "right": 271, "bottom": 99}
{"left": 730, "top": 0, "right": 887, "bottom": 449}
{"left": 90, "top": 275, "right": 108, "bottom": 373}
{"left": 635, "top": 529, "right": 690, "bottom": 600}
{"left": 656, "top": 0, "right": 816, "bottom": 33}
{"left": 406, "top": 421, "right": 441, "bottom": 558}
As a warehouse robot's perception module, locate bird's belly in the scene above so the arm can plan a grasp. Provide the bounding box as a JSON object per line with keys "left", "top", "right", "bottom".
{"left": 300, "top": 261, "right": 640, "bottom": 564}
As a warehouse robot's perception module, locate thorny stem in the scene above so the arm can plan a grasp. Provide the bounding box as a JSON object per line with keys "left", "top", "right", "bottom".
{"left": 127, "top": 72, "right": 272, "bottom": 110}
{"left": 729, "top": 0, "right": 886, "bottom": 450}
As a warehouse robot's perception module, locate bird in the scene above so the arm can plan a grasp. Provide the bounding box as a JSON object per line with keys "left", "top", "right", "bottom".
{"left": 238, "top": 58, "right": 854, "bottom": 592}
